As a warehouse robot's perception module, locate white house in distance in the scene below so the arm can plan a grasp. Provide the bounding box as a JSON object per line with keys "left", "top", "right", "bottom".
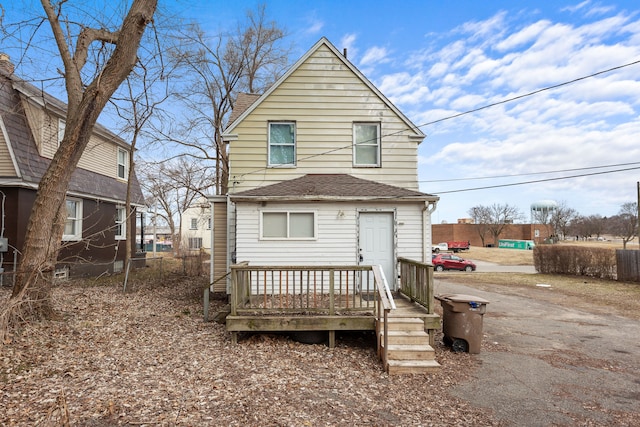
{"left": 205, "top": 37, "right": 438, "bottom": 292}
{"left": 181, "top": 199, "right": 213, "bottom": 252}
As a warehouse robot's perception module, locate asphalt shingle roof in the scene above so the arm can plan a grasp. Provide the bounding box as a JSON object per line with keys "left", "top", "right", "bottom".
{"left": 231, "top": 174, "right": 436, "bottom": 200}
{"left": 0, "top": 69, "right": 144, "bottom": 204}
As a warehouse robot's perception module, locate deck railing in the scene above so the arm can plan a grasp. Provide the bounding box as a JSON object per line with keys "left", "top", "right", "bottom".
{"left": 230, "top": 264, "right": 385, "bottom": 316}
{"left": 397, "top": 257, "right": 435, "bottom": 314}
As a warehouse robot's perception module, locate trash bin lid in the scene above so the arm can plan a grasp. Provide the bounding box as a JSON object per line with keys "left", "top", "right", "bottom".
{"left": 436, "top": 293, "right": 490, "bottom": 304}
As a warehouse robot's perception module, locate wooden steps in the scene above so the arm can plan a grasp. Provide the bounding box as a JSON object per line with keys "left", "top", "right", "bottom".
{"left": 378, "top": 316, "right": 441, "bottom": 374}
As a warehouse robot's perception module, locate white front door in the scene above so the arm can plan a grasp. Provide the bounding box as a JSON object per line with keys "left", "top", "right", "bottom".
{"left": 358, "top": 212, "right": 395, "bottom": 290}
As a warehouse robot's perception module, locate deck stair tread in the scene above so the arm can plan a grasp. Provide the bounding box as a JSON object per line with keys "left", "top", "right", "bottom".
{"left": 379, "top": 316, "right": 440, "bottom": 374}
{"left": 387, "top": 359, "right": 441, "bottom": 374}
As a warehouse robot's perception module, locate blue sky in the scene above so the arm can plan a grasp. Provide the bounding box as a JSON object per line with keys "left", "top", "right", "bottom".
{"left": 4, "top": 0, "right": 640, "bottom": 223}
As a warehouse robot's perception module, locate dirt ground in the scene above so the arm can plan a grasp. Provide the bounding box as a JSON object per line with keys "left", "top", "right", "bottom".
{"left": 1, "top": 276, "right": 497, "bottom": 426}
{"left": 1, "top": 254, "right": 639, "bottom": 426}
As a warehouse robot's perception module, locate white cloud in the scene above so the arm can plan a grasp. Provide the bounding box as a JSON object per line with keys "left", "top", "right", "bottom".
{"left": 360, "top": 46, "right": 390, "bottom": 66}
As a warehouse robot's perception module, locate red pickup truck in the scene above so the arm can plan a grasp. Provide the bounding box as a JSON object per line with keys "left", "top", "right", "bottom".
{"left": 432, "top": 241, "right": 470, "bottom": 253}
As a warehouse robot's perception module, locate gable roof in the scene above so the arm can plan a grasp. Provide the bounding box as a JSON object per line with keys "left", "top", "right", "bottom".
{"left": 0, "top": 69, "right": 144, "bottom": 205}
{"left": 223, "top": 37, "right": 425, "bottom": 141}
{"left": 230, "top": 174, "right": 437, "bottom": 202}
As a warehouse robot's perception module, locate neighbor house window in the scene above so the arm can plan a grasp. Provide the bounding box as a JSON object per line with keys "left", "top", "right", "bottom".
{"left": 63, "top": 198, "right": 82, "bottom": 241}
{"left": 57, "top": 119, "right": 66, "bottom": 146}
{"left": 115, "top": 206, "right": 126, "bottom": 240}
{"left": 189, "top": 237, "right": 203, "bottom": 250}
{"left": 353, "top": 122, "right": 380, "bottom": 166}
{"left": 268, "top": 122, "right": 296, "bottom": 166}
{"left": 190, "top": 218, "right": 198, "bottom": 230}
{"left": 261, "top": 211, "right": 315, "bottom": 239}
{"left": 117, "top": 148, "right": 129, "bottom": 180}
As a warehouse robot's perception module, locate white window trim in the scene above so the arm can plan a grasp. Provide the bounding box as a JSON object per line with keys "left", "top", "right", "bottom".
{"left": 115, "top": 206, "right": 126, "bottom": 240}
{"left": 190, "top": 218, "right": 198, "bottom": 230}
{"left": 353, "top": 122, "right": 381, "bottom": 167}
{"left": 259, "top": 210, "right": 317, "bottom": 241}
{"left": 267, "top": 121, "right": 296, "bottom": 167}
{"left": 62, "top": 198, "right": 83, "bottom": 242}
{"left": 117, "top": 147, "right": 129, "bottom": 180}
{"left": 57, "top": 118, "right": 66, "bottom": 147}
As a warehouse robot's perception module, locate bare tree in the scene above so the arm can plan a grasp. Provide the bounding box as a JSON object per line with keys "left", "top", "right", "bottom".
{"left": 608, "top": 202, "right": 638, "bottom": 249}
{"left": 139, "top": 158, "right": 216, "bottom": 253}
{"left": 549, "top": 201, "right": 579, "bottom": 241}
{"left": 166, "top": 4, "right": 289, "bottom": 195}
{"left": 468, "top": 203, "right": 523, "bottom": 246}
{"left": 5, "top": 0, "right": 158, "bottom": 320}
{"left": 468, "top": 205, "right": 491, "bottom": 247}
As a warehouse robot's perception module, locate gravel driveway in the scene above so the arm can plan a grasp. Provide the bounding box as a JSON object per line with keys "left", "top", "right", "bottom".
{"left": 434, "top": 279, "right": 640, "bottom": 426}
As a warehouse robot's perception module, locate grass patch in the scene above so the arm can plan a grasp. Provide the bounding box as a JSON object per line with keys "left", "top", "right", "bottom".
{"left": 439, "top": 271, "right": 640, "bottom": 320}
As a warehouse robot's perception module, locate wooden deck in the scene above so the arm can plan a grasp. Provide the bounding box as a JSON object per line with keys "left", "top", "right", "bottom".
{"left": 211, "top": 259, "right": 440, "bottom": 373}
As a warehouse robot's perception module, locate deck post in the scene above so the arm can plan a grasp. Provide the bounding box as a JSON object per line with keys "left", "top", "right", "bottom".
{"left": 328, "top": 331, "right": 335, "bottom": 348}
{"left": 203, "top": 286, "right": 210, "bottom": 322}
{"left": 329, "top": 269, "right": 335, "bottom": 316}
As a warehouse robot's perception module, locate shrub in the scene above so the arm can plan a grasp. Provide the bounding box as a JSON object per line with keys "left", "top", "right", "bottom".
{"left": 534, "top": 245, "right": 616, "bottom": 279}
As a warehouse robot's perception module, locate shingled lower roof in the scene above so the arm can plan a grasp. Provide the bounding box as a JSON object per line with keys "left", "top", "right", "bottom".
{"left": 230, "top": 174, "right": 437, "bottom": 201}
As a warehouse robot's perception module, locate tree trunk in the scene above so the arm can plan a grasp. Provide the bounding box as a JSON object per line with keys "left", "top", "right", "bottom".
{"left": 9, "top": 0, "right": 158, "bottom": 318}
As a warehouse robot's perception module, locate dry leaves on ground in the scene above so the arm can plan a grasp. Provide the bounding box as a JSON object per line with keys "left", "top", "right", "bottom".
{"left": 0, "top": 276, "right": 500, "bottom": 426}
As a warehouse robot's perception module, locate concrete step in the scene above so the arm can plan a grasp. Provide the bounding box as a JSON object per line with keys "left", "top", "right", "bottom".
{"left": 383, "top": 344, "right": 436, "bottom": 360}
{"left": 387, "top": 359, "right": 441, "bottom": 375}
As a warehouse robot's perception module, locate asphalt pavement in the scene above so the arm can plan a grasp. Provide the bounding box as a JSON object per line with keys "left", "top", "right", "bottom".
{"left": 434, "top": 279, "right": 640, "bottom": 426}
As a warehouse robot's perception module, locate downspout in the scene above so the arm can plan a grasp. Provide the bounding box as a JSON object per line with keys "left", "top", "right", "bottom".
{"left": 423, "top": 200, "right": 438, "bottom": 263}
{"left": 209, "top": 199, "right": 214, "bottom": 289}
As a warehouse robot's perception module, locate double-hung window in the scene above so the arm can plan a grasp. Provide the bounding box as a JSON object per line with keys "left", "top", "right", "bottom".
{"left": 268, "top": 122, "right": 296, "bottom": 166}
{"left": 117, "top": 148, "right": 129, "bottom": 180}
{"left": 353, "top": 122, "right": 381, "bottom": 167}
{"left": 190, "top": 218, "right": 198, "bottom": 230}
{"left": 261, "top": 211, "right": 315, "bottom": 239}
{"left": 115, "top": 206, "right": 126, "bottom": 240}
{"left": 63, "top": 198, "right": 82, "bottom": 241}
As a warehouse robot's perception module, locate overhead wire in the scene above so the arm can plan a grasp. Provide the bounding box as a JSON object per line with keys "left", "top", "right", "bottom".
{"left": 232, "top": 59, "right": 640, "bottom": 185}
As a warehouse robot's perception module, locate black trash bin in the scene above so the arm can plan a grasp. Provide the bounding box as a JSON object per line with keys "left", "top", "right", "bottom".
{"left": 436, "top": 293, "right": 490, "bottom": 354}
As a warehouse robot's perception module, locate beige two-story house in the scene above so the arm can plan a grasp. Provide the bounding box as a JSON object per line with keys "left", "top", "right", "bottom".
{"left": 214, "top": 38, "right": 438, "bottom": 290}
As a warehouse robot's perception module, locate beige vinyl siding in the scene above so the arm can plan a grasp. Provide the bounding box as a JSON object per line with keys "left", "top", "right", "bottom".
{"left": 20, "top": 97, "right": 124, "bottom": 179}
{"left": 77, "top": 133, "right": 120, "bottom": 177}
{"left": 0, "top": 118, "right": 18, "bottom": 176}
{"left": 228, "top": 44, "right": 420, "bottom": 193}
{"left": 234, "top": 201, "right": 426, "bottom": 266}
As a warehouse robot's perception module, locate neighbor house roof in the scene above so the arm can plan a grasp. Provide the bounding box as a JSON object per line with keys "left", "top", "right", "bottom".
{"left": 230, "top": 174, "right": 438, "bottom": 202}
{"left": 0, "top": 67, "right": 144, "bottom": 205}
{"left": 227, "top": 93, "right": 260, "bottom": 128}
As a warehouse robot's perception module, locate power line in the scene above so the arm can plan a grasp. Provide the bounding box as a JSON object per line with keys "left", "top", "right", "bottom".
{"left": 413, "top": 59, "right": 640, "bottom": 128}
{"left": 433, "top": 165, "right": 640, "bottom": 194}
{"left": 421, "top": 161, "right": 640, "bottom": 183}
{"left": 234, "top": 59, "right": 640, "bottom": 180}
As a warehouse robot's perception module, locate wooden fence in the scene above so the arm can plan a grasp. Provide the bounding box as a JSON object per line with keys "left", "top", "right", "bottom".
{"left": 616, "top": 249, "right": 640, "bottom": 282}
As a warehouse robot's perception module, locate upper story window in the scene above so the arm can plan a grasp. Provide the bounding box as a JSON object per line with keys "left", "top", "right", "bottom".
{"left": 190, "top": 218, "right": 198, "bottom": 230}
{"left": 63, "top": 198, "right": 82, "bottom": 241}
{"left": 353, "top": 122, "right": 381, "bottom": 167}
{"left": 117, "top": 148, "right": 129, "bottom": 180}
{"left": 115, "top": 206, "right": 126, "bottom": 240}
{"left": 57, "top": 119, "right": 66, "bottom": 146}
{"left": 268, "top": 122, "right": 296, "bottom": 166}
{"left": 261, "top": 211, "right": 316, "bottom": 240}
